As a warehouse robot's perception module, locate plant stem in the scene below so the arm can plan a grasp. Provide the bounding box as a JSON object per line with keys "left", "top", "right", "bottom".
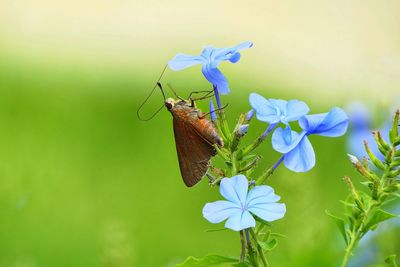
{"left": 250, "top": 228, "right": 269, "bottom": 267}
{"left": 239, "top": 230, "right": 246, "bottom": 262}
{"left": 339, "top": 203, "right": 373, "bottom": 267}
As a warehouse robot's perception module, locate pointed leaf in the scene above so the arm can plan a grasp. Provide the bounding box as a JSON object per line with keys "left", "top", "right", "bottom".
{"left": 365, "top": 209, "right": 398, "bottom": 231}
{"left": 176, "top": 254, "right": 238, "bottom": 267}
{"left": 325, "top": 210, "right": 348, "bottom": 245}
{"left": 385, "top": 255, "right": 398, "bottom": 267}
{"left": 258, "top": 238, "right": 278, "bottom": 252}
{"left": 255, "top": 216, "right": 273, "bottom": 227}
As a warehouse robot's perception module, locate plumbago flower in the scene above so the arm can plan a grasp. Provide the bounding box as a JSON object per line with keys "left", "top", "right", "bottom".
{"left": 272, "top": 107, "right": 349, "bottom": 172}
{"left": 203, "top": 175, "right": 286, "bottom": 231}
{"left": 168, "top": 41, "right": 253, "bottom": 95}
{"left": 249, "top": 93, "right": 309, "bottom": 126}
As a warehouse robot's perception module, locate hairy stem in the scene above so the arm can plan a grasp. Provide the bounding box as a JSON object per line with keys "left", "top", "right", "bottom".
{"left": 240, "top": 230, "right": 246, "bottom": 262}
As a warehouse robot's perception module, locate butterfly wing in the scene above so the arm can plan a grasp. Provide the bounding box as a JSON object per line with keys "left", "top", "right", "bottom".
{"left": 172, "top": 116, "right": 217, "bottom": 187}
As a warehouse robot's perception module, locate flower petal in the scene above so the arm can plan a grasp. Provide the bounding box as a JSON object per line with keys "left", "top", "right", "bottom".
{"left": 268, "top": 99, "right": 287, "bottom": 113}
{"left": 211, "top": 41, "right": 253, "bottom": 63}
{"left": 229, "top": 52, "right": 241, "bottom": 63}
{"left": 249, "top": 93, "right": 280, "bottom": 123}
{"left": 202, "top": 65, "right": 230, "bottom": 94}
{"left": 283, "top": 136, "right": 316, "bottom": 172}
{"left": 168, "top": 54, "right": 206, "bottom": 71}
{"left": 272, "top": 127, "right": 307, "bottom": 153}
{"left": 299, "top": 107, "right": 349, "bottom": 136}
{"left": 248, "top": 203, "right": 286, "bottom": 222}
{"left": 219, "top": 175, "right": 249, "bottom": 206}
{"left": 284, "top": 100, "right": 310, "bottom": 122}
{"left": 202, "top": 200, "right": 241, "bottom": 223}
{"left": 247, "top": 185, "right": 281, "bottom": 207}
{"left": 224, "top": 210, "right": 256, "bottom": 231}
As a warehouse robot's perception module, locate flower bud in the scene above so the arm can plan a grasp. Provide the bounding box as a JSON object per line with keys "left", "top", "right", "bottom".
{"left": 209, "top": 100, "right": 217, "bottom": 121}
{"left": 347, "top": 154, "right": 379, "bottom": 181}
{"left": 372, "top": 131, "right": 390, "bottom": 155}
{"left": 363, "top": 141, "right": 385, "bottom": 170}
{"left": 237, "top": 124, "right": 249, "bottom": 136}
{"left": 246, "top": 109, "right": 255, "bottom": 122}
{"left": 389, "top": 109, "right": 399, "bottom": 144}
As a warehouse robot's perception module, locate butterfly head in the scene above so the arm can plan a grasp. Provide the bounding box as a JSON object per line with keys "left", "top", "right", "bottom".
{"left": 165, "top": 98, "right": 176, "bottom": 110}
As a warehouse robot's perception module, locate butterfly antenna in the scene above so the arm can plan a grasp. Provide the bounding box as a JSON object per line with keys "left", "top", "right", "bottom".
{"left": 166, "top": 83, "right": 184, "bottom": 101}
{"left": 137, "top": 65, "right": 167, "bottom": 121}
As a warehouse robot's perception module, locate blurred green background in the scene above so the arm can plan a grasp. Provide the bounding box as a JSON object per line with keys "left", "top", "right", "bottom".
{"left": 0, "top": 1, "right": 400, "bottom": 266}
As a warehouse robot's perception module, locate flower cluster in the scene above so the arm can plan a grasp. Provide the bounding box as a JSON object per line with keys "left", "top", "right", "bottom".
{"left": 249, "top": 93, "right": 349, "bottom": 172}
{"left": 168, "top": 42, "right": 352, "bottom": 266}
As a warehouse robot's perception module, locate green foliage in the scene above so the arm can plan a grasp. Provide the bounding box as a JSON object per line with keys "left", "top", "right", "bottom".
{"left": 385, "top": 255, "right": 399, "bottom": 267}
{"left": 325, "top": 210, "right": 348, "bottom": 245}
{"left": 330, "top": 110, "right": 400, "bottom": 267}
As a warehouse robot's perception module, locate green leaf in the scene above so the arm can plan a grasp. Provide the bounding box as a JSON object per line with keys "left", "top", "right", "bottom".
{"left": 365, "top": 209, "right": 398, "bottom": 231}
{"left": 339, "top": 200, "right": 357, "bottom": 208}
{"left": 241, "top": 154, "right": 258, "bottom": 162}
{"left": 176, "top": 254, "right": 238, "bottom": 267}
{"left": 255, "top": 216, "right": 273, "bottom": 227}
{"left": 325, "top": 210, "right": 348, "bottom": 245}
{"left": 258, "top": 238, "right": 278, "bottom": 252}
{"left": 270, "top": 232, "right": 288, "bottom": 239}
{"left": 385, "top": 255, "right": 398, "bottom": 267}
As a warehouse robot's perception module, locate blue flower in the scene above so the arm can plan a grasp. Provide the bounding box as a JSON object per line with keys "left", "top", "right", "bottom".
{"left": 272, "top": 107, "right": 349, "bottom": 172}
{"left": 168, "top": 42, "right": 253, "bottom": 95}
{"left": 249, "top": 93, "right": 310, "bottom": 125}
{"left": 202, "top": 175, "right": 286, "bottom": 231}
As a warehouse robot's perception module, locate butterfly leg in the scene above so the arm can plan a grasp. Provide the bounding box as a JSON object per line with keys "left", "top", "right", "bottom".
{"left": 198, "top": 103, "right": 229, "bottom": 119}
{"left": 187, "top": 90, "right": 214, "bottom": 100}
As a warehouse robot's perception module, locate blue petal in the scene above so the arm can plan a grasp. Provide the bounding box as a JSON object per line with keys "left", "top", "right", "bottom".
{"left": 211, "top": 41, "right": 253, "bottom": 63}
{"left": 299, "top": 107, "right": 349, "bottom": 136}
{"left": 202, "top": 65, "right": 230, "bottom": 94}
{"left": 283, "top": 136, "right": 316, "bottom": 172}
{"left": 248, "top": 203, "right": 286, "bottom": 222}
{"left": 268, "top": 99, "right": 287, "bottom": 114}
{"left": 229, "top": 52, "right": 241, "bottom": 63}
{"left": 249, "top": 93, "right": 280, "bottom": 123}
{"left": 284, "top": 100, "right": 310, "bottom": 122}
{"left": 202, "top": 200, "right": 241, "bottom": 223}
{"left": 200, "top": 46, "right": 214, "bottom": 59}
{"left": 272, "top": 127, "right": 307, "bottom": 153}
{"left": 246, "top": 186, "right": 281, "bottom": 207}
{"left": 219, "top": 175, "right": 249, "bottom": 206}
{"left": 224, "top": 210, "right": 255, "bottom": 231}
{"left": 168, "top": 54, "right": 206, "bottom": 71}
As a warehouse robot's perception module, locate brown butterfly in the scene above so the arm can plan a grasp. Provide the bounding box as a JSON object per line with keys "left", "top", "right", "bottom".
{"left": 164, "top": 97, "right": 224, "bottom": 187}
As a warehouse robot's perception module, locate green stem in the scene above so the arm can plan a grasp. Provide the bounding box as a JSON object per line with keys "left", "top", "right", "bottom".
{"left": 250, "top": 228, "right": 269, "bottom": 267}
{"left": 239, "top": 231, "right": 246, "bottom": 262}
{"left": 340, "top": 203, "right": 373, "bottom": 267}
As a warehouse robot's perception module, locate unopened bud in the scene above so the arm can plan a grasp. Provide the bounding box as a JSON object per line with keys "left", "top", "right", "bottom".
{"left": 372, "top": 131, "right": 390, "bottom": 155}
{"left": 246, "top": 109, "right": 255, "bottom": 122}
{"left": 389, "top": 109, "right": 399, "bottom": 143}
{"left": 237, "top": 124, "right": 249, "bottom": 136}
{"left": 364, "top": 141, "right": 385, "bottom": 170}
{"left": 347, "top": 154, "right": 378, "bottom": 181}
{"left": 209, "top": 100, "right": 217, "bottom": 121}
